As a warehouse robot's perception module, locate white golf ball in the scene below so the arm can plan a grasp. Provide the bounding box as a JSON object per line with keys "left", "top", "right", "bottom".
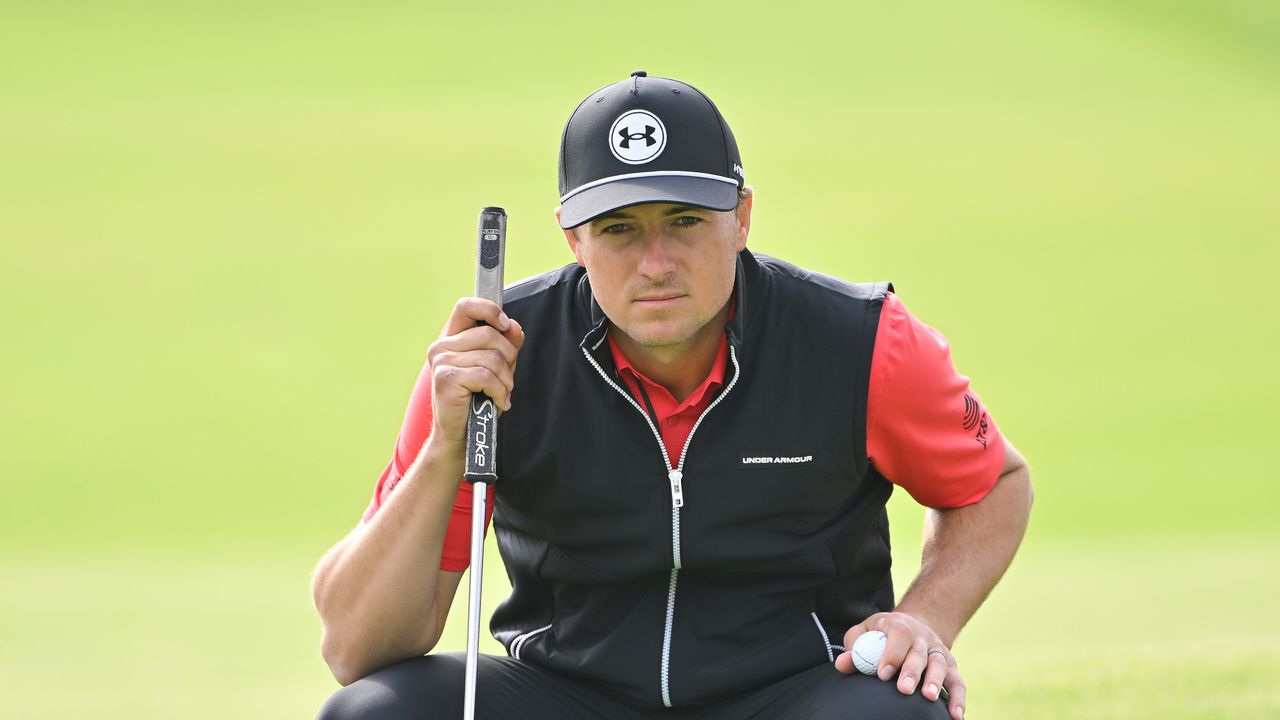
{"left": 851, "top": 630, "right": 887, "bottom": 675}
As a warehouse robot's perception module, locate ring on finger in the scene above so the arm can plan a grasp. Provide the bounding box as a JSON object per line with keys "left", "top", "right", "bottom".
{"left": 927, "top": 649, "right": 947, "bottom": 659}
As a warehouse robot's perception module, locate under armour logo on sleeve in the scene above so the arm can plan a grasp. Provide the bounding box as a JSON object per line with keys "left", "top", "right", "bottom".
{"left": 963, "top": 393, "right": 990, "bottom": 449}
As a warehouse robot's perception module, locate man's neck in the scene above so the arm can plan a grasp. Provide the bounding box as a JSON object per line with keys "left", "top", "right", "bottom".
{"left": 611, "top": 304, "right": 730, "bottom": 403}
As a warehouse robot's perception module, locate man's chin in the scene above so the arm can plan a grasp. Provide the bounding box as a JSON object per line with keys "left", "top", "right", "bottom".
{"left": 615, "top": 323, "right": 691, "bottom": 351}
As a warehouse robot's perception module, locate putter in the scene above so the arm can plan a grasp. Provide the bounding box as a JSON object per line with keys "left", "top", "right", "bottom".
{"left": 462, "top": 207, "right": 506, "bottom": 720}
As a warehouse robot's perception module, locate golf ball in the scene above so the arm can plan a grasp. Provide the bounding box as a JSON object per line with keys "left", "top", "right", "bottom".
{"left": 851, "top": 630, "right": 887, "bottom": 675}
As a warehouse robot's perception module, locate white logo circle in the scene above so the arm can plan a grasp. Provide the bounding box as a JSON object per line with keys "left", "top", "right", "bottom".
{"left": 609, "top": 110, "right": 667, "bottom": 165}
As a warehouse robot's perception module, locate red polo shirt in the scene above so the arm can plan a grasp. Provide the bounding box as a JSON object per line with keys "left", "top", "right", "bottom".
{"left": 609, "top": 330, "right": 730, "bottom": 469}
{"left": 361, "top": 292, "right": 1005, "bottom": 571}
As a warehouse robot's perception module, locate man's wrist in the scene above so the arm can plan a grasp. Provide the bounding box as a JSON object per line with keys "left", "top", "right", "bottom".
{"left": 402, "top": 431, "right": 468, "bottom": 492}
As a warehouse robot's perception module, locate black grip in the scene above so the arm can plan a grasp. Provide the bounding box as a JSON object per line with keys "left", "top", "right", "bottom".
{"left": 464, "top": 207, "right": 507, "bottom": 485}
{"left": 464, "top": 394, "right": 499, "bottom": 482}
{"left": 478, "top": 208, "right": 504, "bottom": 271}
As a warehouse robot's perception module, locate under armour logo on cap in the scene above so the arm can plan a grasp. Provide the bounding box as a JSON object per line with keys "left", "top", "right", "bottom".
{"left": 609, "top": 109, "right": 667, "bottom": 164}
{"left": 618, "top": 125, "right": 656, "bottom": 149}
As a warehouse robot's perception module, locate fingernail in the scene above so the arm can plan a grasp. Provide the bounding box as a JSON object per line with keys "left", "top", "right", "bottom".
{"left": 498, "top": 312, "right": 511, "bottom": 330}
{"left": 927, "top": 683, "right": 938, "bottom": 697}
{"left": 902, "top": 675, "right": 916, "bottom": 692}
{"left": 956, "top": 706, "right": 964, "bottom": 719}
{"left": 878, "top": 665, "right": 895, "bottom": 681}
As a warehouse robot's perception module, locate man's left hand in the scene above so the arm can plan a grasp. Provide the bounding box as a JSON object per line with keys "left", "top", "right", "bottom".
{"left": 833, "top": 611, "right": 965, "bottom": 720}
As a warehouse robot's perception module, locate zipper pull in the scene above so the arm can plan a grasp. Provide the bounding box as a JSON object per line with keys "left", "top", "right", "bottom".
{"left": 668, "top": 469, "right": 684, "bottom": 508}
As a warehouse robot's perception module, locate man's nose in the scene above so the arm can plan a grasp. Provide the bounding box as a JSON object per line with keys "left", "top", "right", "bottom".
{"left": 637, "top": 227, "right": 676, "bottom": 280}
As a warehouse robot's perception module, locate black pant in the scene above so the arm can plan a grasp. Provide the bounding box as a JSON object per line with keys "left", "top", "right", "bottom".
{"left": 317, "top": 653, "right": 951, "bottom": 720}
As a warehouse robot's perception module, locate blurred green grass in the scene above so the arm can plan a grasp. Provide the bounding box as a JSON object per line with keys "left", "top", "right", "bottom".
{"left": 2, "top": 0, "right": 1277, "bottom": 717}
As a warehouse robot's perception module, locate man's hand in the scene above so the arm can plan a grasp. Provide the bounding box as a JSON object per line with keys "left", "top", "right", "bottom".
{"left": 836, "top": 443, "right": 1030, "bottom": 720}
{"left": 834, "top": 611, "right": 965, "bottom": 720}
{"left": 426, "top": 297, "right": 525, "bottom": 449}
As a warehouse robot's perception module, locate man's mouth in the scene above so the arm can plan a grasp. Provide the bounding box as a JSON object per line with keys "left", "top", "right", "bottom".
{"left": 634, "top": 294, "right": 684, "bottom": 304}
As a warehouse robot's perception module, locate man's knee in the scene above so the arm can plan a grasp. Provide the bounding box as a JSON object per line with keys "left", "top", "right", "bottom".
{"left": 315, "top": 682, "right": 388, "bottom": 720}
{"left": 315, "top": 656, "right": 464, "bottom": 720}
{"left": 808, "top": 673, "right": 952, "bottom": 720}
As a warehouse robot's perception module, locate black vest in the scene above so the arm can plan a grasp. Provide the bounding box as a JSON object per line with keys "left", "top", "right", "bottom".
{"left": 490, "top": 249, "right": 895, "bottom": 708}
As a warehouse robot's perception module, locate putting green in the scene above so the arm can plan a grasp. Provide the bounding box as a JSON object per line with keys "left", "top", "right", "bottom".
{"left": 3, "top": 534, "right": 1277, "bottom": 718}
{"left": 1, "top": 0, "right": 1276, "bottom": 717}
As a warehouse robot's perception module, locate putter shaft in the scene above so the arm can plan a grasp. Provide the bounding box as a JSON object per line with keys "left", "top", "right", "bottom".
{"left": 463, "top": 482, "right": 487, "bottom": 720}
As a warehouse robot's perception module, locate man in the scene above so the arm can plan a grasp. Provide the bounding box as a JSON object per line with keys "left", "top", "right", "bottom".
{"left": 313, "top": 71, "right": 1032, "bottom": 720}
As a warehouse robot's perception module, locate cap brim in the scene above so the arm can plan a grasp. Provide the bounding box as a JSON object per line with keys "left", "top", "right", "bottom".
{"left": 559, "top": 175, "right": 739, "bottom": 229}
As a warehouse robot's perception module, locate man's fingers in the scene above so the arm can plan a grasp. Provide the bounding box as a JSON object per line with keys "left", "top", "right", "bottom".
{"left": 894, "top": 640, "right": 929, "bottom": 695}
{"left": 441, "top": 297, "right": 524, "bottom": 351}
{"left": 945, "top": 665, "right": 967, "bottom": 719}
{"left": 876, "top": 616, "right": 915, "bottom": 682}
{"left": 424, "top": 301, "right": 525, "bottom": 445}
{"left": 505, "top": 317, "right": 525, "bottom": 350}
{"left": 433, "top": 364, "right": 513, "bottom": 411}
{"left": 832, "top": 650, "right": 854, "bottom": 674}
{"left": 433, "top": 349, "right": 515, "bottom": 398}
{"left": 430, "top": 325, "right": 520, "bottom": 370}
{"left": 834, "top": 616, "right": 878, "bottom": 675}
{"left": 442, "top": 297, "right": 511, "bottom": 337}
{"left": 919, "top": 648, "right": 950, "bottom": 702}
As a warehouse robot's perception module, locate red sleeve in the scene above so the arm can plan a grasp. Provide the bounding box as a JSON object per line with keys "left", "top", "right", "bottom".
{"left": 866, "top": 293, "right": 1006, "bottom": 508}
{"left": 360, "top": 360, "right": 496, "bottom": 572}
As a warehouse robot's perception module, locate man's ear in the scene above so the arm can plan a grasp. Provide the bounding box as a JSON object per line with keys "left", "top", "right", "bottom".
{"left": 734, "top": 186, "right": 754, "bottom": 251}
{"left": 555, "top": 206, "right": 586, "bottom": 267}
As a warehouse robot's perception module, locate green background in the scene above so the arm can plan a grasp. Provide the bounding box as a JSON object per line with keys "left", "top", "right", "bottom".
{"left": 2, "top": 1, "right": 1277, "bottom": 717}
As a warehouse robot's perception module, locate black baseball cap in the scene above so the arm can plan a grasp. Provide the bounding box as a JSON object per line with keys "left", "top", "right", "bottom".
{"left": 557, "top": 71, "right": 744, "bottom": 229}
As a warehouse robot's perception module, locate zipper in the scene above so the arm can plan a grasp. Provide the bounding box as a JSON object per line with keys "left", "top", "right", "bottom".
{"left": 510, "top": 623, "right": 552, "bottom": 660}
{"left": 580, "top": 342, "right": 742, "bottom": 707}
{"left": 659, "top": 567, "right": 679, "bottom": 707}
{"left": 810, "top": 612, "right": 836, "bottom": 663}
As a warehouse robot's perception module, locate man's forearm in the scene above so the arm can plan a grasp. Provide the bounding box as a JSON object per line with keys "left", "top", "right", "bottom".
{"left": 895, "top": 446, "right": 1033, "bottom": 648}
{"left": 311, "top": 435, "right": 467, "bottom": 684}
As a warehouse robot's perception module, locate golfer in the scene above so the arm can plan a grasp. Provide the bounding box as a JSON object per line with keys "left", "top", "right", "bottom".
{"left": 313, "top": 71, "right": 1033, "bottom": 720}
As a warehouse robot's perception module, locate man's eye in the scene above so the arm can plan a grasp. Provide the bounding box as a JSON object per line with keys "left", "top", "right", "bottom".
{"left": 602, "top": 223, "right": 628, "bottom": 234}
{"left": 674, "top": 216, "right": 702, "bottom": 227}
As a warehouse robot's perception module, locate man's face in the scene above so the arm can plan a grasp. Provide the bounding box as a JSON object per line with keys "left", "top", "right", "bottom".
{"left": 560, "top": 195, "right": 752, "bottom": 356}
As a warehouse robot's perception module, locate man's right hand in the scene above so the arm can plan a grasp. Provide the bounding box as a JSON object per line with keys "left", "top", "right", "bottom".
{"left": 426, "top": 297, "right": 525, "bottom": 449}
{"left": 312, "top": 298, "right": 523, "bottom": 685}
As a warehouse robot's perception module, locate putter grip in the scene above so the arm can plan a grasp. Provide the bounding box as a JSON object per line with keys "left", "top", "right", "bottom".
{"left": 464, "top": 207, "right": 506, "bottom": 484}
